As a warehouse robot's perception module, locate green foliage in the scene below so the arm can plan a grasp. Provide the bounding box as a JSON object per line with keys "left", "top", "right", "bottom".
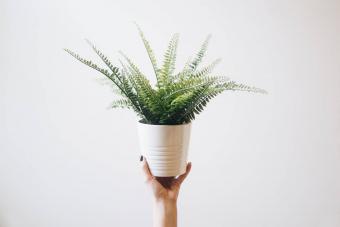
{"left": 65, "top": 26, "right": 267, "bottom": 125}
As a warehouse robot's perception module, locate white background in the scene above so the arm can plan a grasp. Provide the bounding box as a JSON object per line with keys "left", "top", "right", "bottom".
{"left": 1, "top": 0, "right": 340, "bottom": 226}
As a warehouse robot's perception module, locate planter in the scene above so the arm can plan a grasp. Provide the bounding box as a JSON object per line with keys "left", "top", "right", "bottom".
{"left": 137, "top": 122, "right": 192, "bottom": 177}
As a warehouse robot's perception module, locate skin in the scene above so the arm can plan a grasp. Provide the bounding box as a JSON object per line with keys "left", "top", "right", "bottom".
{"left": 141, "top": 158, "right": 192, "bottom": 227}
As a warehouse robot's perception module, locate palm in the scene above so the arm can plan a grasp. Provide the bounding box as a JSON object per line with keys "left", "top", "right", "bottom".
{"left": 142, "top": 159, "right": 192, "bottom": 201}
{"left": 153, "top": 178, "right": 180, "bottom": 201}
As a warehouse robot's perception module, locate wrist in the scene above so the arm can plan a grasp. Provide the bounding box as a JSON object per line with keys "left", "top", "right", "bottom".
{"left": 153, "top": 198, "right": 177, "bottom": 210}
{"left": 153, "top": 199, "right": 177, "bottom": 227}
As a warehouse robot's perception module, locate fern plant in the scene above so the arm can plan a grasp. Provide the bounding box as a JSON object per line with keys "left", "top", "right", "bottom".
{"left": 64, "top": 26, "right": 266, "bottom": 125}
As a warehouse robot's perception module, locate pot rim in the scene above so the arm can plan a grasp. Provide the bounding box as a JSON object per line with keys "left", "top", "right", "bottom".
{"left": 137, "top": 120, "right": 192, "bottom": 127}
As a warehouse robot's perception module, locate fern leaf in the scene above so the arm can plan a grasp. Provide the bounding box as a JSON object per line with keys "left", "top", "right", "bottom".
{"left": 64, "top": 48, "right": 145, "bottom": 118}
{"left": 159, "top": 33, "right": 179, "bottom": 88}
{"left": 219, "top": 81, "right": 267, "bottom": 94}
{"left": 189, "top": 35, "right": 211, "bottom": 71}
{"left": 85, "top": 39, "right": 119, "bottom": 75}
{"left": 193, "top": 58, "right": 221, "bottom": 77}
{"left": 64, "top": 48, "right": 111, "bottom": 76}
{"left": 177, "top": 83, "right": 219, "bottom": 123}
{"left": 135, "top": 24, "right": 161, "bottom": 83}
{"left": 111, "top": 99, "right": 133, "bottom": 109}
{"left": 119, "top": 53, "right": 161, "bottom": 122}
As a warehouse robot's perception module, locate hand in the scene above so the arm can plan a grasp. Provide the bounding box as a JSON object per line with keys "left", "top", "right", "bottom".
{"left": 141, "top": 157, "right": 192, "bottom": 203}
{"left": 140, "top": 156, "right": 192, "bottom": 227}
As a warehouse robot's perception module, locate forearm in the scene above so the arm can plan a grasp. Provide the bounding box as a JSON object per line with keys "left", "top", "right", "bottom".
{"left": 153, "top": 199, "right": 177, "bottom": 227}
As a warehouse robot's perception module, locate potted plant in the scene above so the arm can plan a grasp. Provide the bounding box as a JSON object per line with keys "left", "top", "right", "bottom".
{"left": 64, "top": 25, "right": 266, "bottom": 178}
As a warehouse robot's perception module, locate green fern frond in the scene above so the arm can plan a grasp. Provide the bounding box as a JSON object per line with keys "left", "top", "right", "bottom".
{"left": 64, "top": 48, "right": 111, "bottom": 76}
{"left": 193, "top": 58, "right": 221, "bottom": 77}
{"left": 85, "top": 39, "right": 119, "bottom": 75}
{"left": 119, "top": 51, "right": 145, "bottom": 78}
{"left": 119, "top": 52, "right": 157, "bottom": 104}
{"left": 219, "top": 81, "right": 268, "bottom": 94}
{"left": 164, "top": 76, "right": 228, "bottom": 102}
{"left": 159, "top": 33, "right": 179, "bottom": 88}
{"left": 178, "top": 85, "right": 223, "bottom": 123}
{"left": 119, "top": 54, "right": 162, "bottom": 122}
{"left": 135, "top": 24, "right": 161, "bottom": 83}
{"left": 111, "top": 99, "right": 133, "bottom": 109}
{"left": 64, "top": 48, "right": 145, "bottom": 118}
{"left": 189, "top": 35, "right": 211, "bottom": 71}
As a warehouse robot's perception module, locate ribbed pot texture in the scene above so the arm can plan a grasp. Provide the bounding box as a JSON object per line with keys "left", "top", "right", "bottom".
{"left": 137, "top": 122, "right": 192, "bottom": 177}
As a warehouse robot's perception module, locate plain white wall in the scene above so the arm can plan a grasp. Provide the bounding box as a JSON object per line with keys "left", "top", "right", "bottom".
{"left": 1, "top": 0, "right": 340, "bottom": 226}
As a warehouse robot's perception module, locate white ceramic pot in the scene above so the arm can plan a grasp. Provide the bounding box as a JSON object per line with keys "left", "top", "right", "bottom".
{"left": 137, "top": 122, "right": 192, "bottom": 177}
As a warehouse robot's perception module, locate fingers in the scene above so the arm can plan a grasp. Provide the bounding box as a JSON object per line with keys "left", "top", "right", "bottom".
{"left": 141, "top": 156, "right": 153, "bottom": 181}
{"left": 176, "top": 162, "right": 192, "bottom": 185}
{"left": 140, "top": 156, "right": 165, "bottom": 191}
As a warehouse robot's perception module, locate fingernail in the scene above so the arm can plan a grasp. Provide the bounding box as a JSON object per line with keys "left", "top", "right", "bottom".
{"left": 139, "top": 155, "right": 143, "bottom": 162}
